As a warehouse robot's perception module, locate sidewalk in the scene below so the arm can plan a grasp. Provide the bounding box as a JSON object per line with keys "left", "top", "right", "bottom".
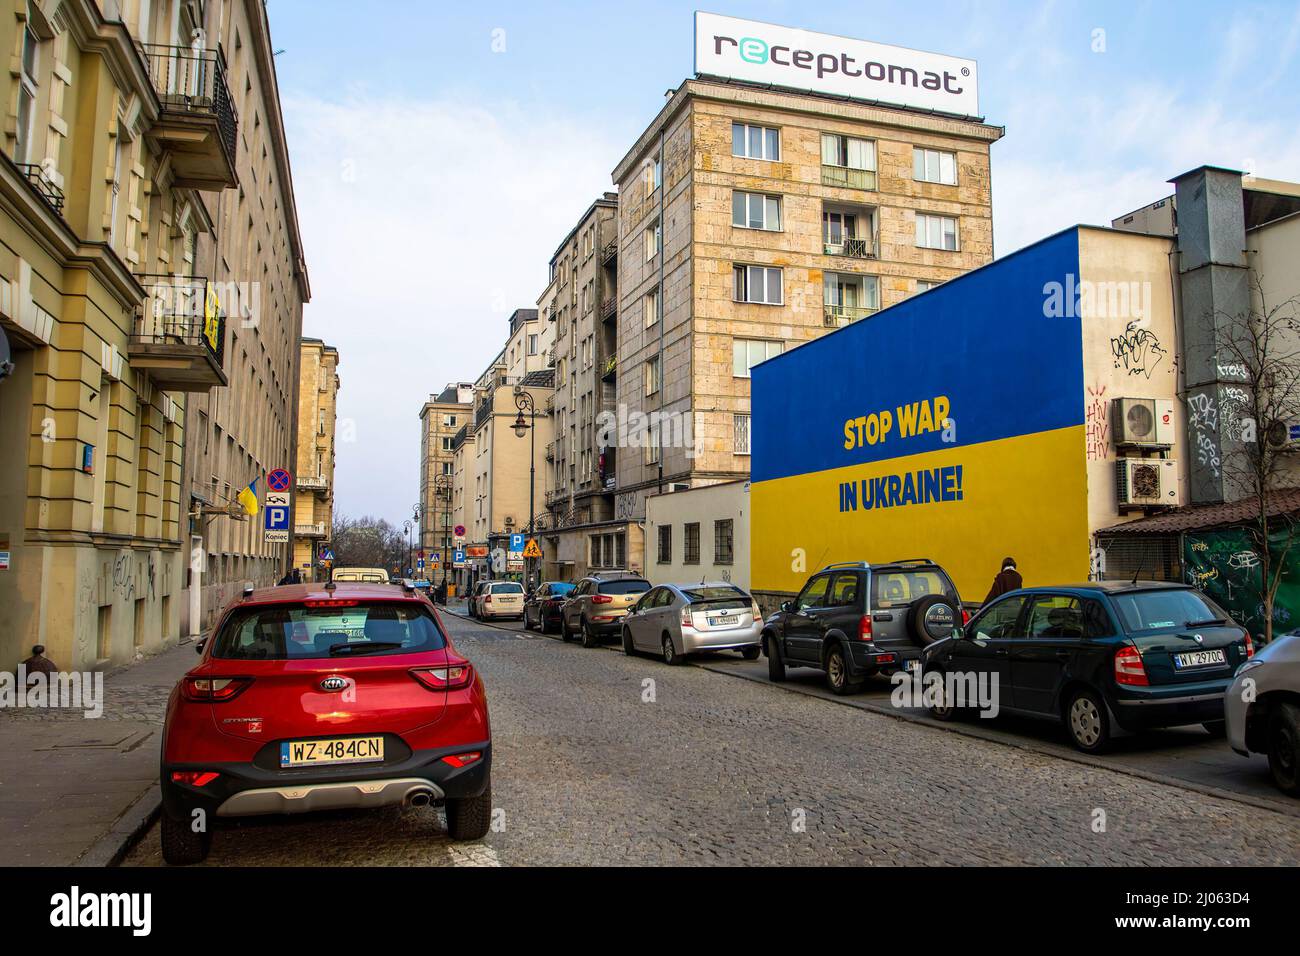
{"left": 0, "top": 641, "right": 195, "bottom": 866}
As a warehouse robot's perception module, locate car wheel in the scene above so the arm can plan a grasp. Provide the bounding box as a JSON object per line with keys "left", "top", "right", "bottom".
{"left": 927, "top": 668, "right": 962, "bottom": 721}
{"left": 560, "top": 615, "right": 574, "bottom": 642}
{"left": 160, "top": 813, "right": 212, "bottom": 866}
{"left": 661, "top": 634, "right": 680, "bottom": 666}
{"left": 740, "top": 645, "right": 761, "bottom": 661}
{"left": 621, "top": 625, "right": 635, "bottom": 656}
{"left": 1202, "top": 719, "right": 1227, "bottom": 737}
{"left": 523, "top": 609, "right": 534, "bottom": 630}
{"left": 538, "top": 614, "right": 550, "bottom": 635}
{"left": 1066, "top": 687, "right": 1112, "bottom": 753}
{"left": 1266, "top": 702, "right": 1300, "bottom": 796}
{"left": 445, "top": 782, "right": 493, "bottom": 841}
{"left": 580, "top": 618, "right": 601, "bottom": 649}
{"left": 766, "top": 634, "right": 786, "bottom": 682}
{"left": 825, "top": 644, "right": 861, "bottom": 696}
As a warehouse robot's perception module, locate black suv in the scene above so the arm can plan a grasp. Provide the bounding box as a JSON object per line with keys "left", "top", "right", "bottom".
{"left": 763, "top": 559, "right": 963, "bottom": 694}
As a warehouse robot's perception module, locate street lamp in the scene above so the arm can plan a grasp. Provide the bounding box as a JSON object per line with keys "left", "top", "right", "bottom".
{"left": 403, "top": 519, "right": 412, "bottom": 578}
{"left": 434, "top": 473, "right": 453, "bottom": 599}
{"left": 512, "top": 389, "right": 536, "bottom": 587}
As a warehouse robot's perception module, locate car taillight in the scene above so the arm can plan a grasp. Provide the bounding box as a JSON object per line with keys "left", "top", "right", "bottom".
{"left": 181, "top": 676, "right": 252, "bottom": 702}
{"left": 681, "top": 607, "right": 694, "bottom": 629}
{"left": 440, "top": 751, "right": 482, "bottom": 768}
{"left": 171, "top": 771, "right": 220, "bottom": 787}
{"left": 1114, "top": 645, "right": 1149, "bottom": 686}
{"left": 592, "top": 594, "right": 613, "bottom": 604}
{"left": 484, "top": 595, "right": 492, "bottom": 603}
{"left": 961, "top": 608, "right": 971, "bottom": 625}
{"left": 1245, "top": 634, "right": 1255, "bottom": 658}
{"left": 858, "top": 615, "right": 872, "bottom": 641}
{"left": 410, "top": 664, "right": 474, "bottom": 690}
{"left": 305, "top": 600, "right": 359, "bottom": 608}
{"left": 751, "top": 601, "right": 761, "bottom": 620}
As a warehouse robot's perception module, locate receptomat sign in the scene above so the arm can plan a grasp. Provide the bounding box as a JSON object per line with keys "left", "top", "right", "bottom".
{"left": 694, "top": 11, "right": 980, "bottom": 118}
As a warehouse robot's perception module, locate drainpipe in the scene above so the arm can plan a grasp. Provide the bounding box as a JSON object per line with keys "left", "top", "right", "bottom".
{"left": 656, "top": 127, "right": 666, "bottom": 495}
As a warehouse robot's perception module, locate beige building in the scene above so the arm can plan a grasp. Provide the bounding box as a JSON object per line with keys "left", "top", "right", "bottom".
{"left": 418, "top": 382, "right": 472, "bottom": 561}
{"left": 608, "top": 77, "right": 1001, "bottom": 521}
{"left": 0, "top": 0, "right": 304, "bottom": 671}
{"left": 645, "top": 480, "right": 749, "bottom": 590}
{"left": 536, "top": 192, "right": 643, "bottom": 580}
{"left": 292, "top": 338, "right": 339, "bottom": 580}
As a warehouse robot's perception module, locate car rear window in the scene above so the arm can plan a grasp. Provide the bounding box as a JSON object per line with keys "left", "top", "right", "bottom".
{"left": 599, "top": 579, "right": 650, "bottom": 595}
{"left": 212, "top": 601, "right": 446, "bottom": 660}
{"left": 490, "top": 582, "right": 524, "bottom": 594}
{"left": 683, "top": 586, "right": 747, "bottom": 603}
{"left": 1112, "top": 589, "right": 1229, "bottom": 633}
{"left": 872, "top": 570, "right": 957, "bottom": 608}
{"left": 547, "top": 583, "right": 575, "bottom": 595}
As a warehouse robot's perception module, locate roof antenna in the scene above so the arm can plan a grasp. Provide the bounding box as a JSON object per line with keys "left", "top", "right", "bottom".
{"left": 1131, "top": 544, "right": 1147, "bottom": 587}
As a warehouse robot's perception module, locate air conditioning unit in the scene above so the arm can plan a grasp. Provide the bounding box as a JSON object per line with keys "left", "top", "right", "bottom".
{"left": 1111, "top": 398, "right": 1175, "bottom": 446}
{"left": 1116, "top": 457, "right": 1179, "bottom": 508}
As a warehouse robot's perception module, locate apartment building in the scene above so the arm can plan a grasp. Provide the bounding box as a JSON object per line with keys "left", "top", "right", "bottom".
{"left": 292, "top": 337, "right": 339, "bottom": 580}
{"left": 0, "top": 0, "right": 304, "bottom": 671}
{"left": 418, "top": 381, "right": 473, "bottom": 561}
{"left": 536, "top": 193, "right": 643, "bottom": 578}
{"left": 608, "top": 76, "right": 1001, "bottom": 523}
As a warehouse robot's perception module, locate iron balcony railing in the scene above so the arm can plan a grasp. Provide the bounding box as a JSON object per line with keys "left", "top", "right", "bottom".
{"left": 295, "top": 522, "right": 326, "bottom": 537}
{"left": 821, "top": 165, "right": 878, "bottom": 190}
{"left": 13, "top": 162, "right": 65, "bottom": 213}
{"left": 601, "top": 355, "right": 618, "bottom": 380}
{"left": 824, "top": 236, "right": 877, "bottom": 259}
{"left": 601, "top": 237, "right": 618, "bottom": 263}
{"left": 133, "top": 274, "right": 224, "bottom": 364}
{"left": 139, "top": 43, "right": 238, "bottom": 163}
{"left": 297, "top": 475, "right": 328, "bottom": 492}
{"left": 600, "top": 296, "right": 617, "bottom": 320}
{"left": 823, "top": 304, "right": 878, "bottom": 328}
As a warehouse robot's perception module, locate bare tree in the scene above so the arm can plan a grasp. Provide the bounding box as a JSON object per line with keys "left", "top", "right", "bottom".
{"left": 332, "top": 514, "right": 407, "bottom": 571}
{"left": 1214, "top": 280, "right": 1300, "bottom": 641}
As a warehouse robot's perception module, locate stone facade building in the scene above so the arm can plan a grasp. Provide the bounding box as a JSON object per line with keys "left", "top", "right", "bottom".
{"left": 292, "top": 337, "right": 339, "bottom": 580}
{"left": 608, "top": 77, "right": 1001, "bottom": 521}
{"left": 419, "top": 381, "right": 473, "bottom": 561}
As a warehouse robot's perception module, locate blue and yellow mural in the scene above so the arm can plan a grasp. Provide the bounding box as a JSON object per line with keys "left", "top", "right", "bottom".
{"left": 751, "top": 228, "right": 1093, "bottom": 599}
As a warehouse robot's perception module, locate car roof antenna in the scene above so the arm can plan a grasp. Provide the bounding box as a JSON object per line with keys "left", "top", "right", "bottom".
{"left": 1130, "top": 545, "right": 1146, "bottom": 587}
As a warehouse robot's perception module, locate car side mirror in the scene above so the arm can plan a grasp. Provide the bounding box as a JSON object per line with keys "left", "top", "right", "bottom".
{"left": 780, "top": 600, "right": 792, "bottom": 612}
{"left": 951, "top": 626, "right": 965, "bottom": 641}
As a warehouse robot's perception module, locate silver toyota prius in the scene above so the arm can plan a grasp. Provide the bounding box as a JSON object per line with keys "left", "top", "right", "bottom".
{"left": 620, "top": 582, "right": 763, "bottom": 665}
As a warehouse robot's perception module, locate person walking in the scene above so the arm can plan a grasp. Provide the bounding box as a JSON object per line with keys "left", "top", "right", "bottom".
{"left": 983, "top": 556, "right": 1023, "bottom": 606}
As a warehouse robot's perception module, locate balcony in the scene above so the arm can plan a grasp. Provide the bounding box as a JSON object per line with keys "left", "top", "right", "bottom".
{"left": 140, "top": 44, "right": 238, "bottom": 190}
{"left": 601, "top": 355, "right": 618, "bottom": 381}
{"left": 128, "top": 274, "right": 227, "bottom": 392}
{"left": 13, "top": 162, "right": 65, "bottom": 214}
{"left": 297, "top": 475, "right": 328, "bottom": 492}
{"left": 600, "top": 296, "right": 617, "bottom": 321}
{"left": 823, "top": 304, "right": 878, "bottom": 328}
{"left": 601, "top": 237, "right": 618, "bottom": 263}
{"left": 544, "top": 442, "right": 555, "bottom": 462}
{"left": 821, "top": 164, "right": 877, "bottom": 191}
{"left": 295, "top": 522, "right": 327, "bottom": 538}
{"left": 823, "top": 236, "right": 877, "bottom": 259}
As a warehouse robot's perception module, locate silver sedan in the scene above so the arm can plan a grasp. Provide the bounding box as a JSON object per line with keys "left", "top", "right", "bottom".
{"left": 1225, "top": 633, "right": 1300, "bottom": 797}
{"left": 620, "top": 582, "right": 763, "bottom": 665}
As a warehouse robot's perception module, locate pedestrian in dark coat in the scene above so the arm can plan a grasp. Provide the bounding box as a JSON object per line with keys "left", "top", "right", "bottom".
{"left": 983, "top": 557, "right": 1023, "bottom": 606}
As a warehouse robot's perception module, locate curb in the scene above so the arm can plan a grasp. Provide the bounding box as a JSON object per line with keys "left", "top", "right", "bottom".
{"left": 76, "top": 782, "right": 162, "bottom": 868}
{"left": 697, "top": 661, "right": 1300, "bottom": 820}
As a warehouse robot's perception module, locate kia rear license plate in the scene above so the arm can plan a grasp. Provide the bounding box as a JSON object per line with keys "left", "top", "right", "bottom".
{"left": 1173, "top": 648, "right": 1226, "bottom": 670}
{"left": 280, "top": 736, "right": 384, "bottom": 768}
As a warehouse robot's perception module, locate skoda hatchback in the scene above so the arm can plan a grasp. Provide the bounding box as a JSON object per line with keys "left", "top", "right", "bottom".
{"left": 159, "top": 582, "right": 492, "bottom": 865}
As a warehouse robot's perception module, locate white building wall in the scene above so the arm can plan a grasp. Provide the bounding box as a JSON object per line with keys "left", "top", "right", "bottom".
{"left": 644, "top": 480, "right": 750, "bottom": 590}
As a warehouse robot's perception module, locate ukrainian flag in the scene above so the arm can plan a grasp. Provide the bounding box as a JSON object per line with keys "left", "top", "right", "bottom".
{"left": 237, "top": 476, "right": 259, "bottom": 517}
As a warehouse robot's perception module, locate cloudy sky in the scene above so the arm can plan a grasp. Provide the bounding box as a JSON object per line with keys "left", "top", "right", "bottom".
{"left": 264, "top": 0, "right": 1300, "bottom": 526}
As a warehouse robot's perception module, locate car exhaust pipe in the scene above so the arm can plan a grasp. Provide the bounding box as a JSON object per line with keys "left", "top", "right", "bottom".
{"left": 405, "top": 788, "right": 435, "bottom": 808}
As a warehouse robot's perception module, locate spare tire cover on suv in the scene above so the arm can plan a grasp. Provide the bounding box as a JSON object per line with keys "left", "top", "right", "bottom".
{"left": 907, "top": 594, "right": 959, "bottom": 645}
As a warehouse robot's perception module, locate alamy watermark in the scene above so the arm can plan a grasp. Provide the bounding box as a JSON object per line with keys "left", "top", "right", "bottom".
{"left": 0, "top": 668, "right": 104, "bottom": 718}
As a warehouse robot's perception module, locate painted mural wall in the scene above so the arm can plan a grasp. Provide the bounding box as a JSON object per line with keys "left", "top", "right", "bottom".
{"left": 750, "top": 228, "right": 1092, "bottom": 600}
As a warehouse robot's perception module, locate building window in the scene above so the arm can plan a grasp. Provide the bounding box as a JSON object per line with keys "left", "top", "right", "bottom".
{"left": 644, "top": 219, "right": 661, "bottom": 261}
{"left": 733, "top": 414, "right": 751, "bottom": 455}
{"left": 732, "top": 339, "right": 783, "bottom": 378}
{"left": 821, "top": 134, "right": 877, "bottom": 189}
{"left": 643, "top": 152, "right": 661, "bottom": 194}
{"left": 645, "top": 420, "right": 661, "bottom": 465}
{"left": 17, "top": 18, "right": 40, "bottom": 165}
{"left": 916, "top": 214, "right": 959, "bottom": 251}
{"left": 591, "top": 531, "right": 627, "bottom": 569}
{"left": 915, "top": 280, "right": 940, "bottom": 295}
{"left": 528, "top": 334, "right": 538, "bottom": 355}
{"left": 442, "top": 414, "right": 457, "bottom": 427}
{"left": 732, "top": 122, "right": 780, "bottom": 160}
{"left": 714, "top": 519, "right": 734, "bottom": 565}
{"left": 914, "top": 148, "right": 958, "bottom": 185}
{"left": 823, "top": 273, "right": 879, "bottom": 327}
{"left": 442, "top": 437, "right": 453, "bottom": 451}
{"left": 731, "top": 191, "right": 782, "bottom": 231}
{"left": 657, "top": 524, "right": 672, "bottom": 564}
{"left": 732, "top": 265, "right": 783, "bottom": 305}
{"left": 644, "top": 288, "right": 660, "bottom": 329}
{"left": 645, "top": 355, "right": 661, "bottom": 396}
{"left": 822, "top": 207, "right": 875, "bottom": 257}
{"left": 683, "top": 523, "right": 700, "bottom": 565}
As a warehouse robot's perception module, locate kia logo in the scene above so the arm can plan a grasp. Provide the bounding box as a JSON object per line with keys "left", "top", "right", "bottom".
{"left": 320, "top": 676, "right": 349, "bottom": 692}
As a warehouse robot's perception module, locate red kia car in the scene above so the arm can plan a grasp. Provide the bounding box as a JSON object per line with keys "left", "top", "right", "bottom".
{"left": 159, "top": 581, "right": 491, "bottom": 865}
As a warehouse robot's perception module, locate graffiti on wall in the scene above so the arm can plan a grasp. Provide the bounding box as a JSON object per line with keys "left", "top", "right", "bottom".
{"left": 1085, "top": 385, "right": 1110, "bottom": 461}
{"left": 1110, "top": 321, "right": 1167, "bottom": 379}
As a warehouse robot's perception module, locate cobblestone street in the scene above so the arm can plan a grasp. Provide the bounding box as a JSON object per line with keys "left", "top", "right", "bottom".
{"left": 124, "top": 610, "right": 1300, "bottom": 866}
